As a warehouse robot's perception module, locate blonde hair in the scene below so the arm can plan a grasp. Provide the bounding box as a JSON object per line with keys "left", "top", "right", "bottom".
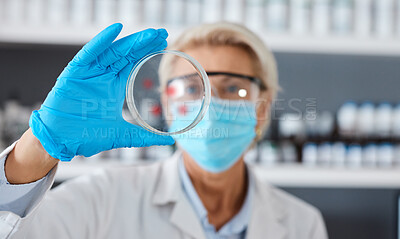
{"left": 166, "top": 22, "right": 280, "bottom": 140}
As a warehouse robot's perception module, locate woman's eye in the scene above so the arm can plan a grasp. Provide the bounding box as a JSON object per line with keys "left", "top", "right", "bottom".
{"left": 226, "top": 85, "right": 238, "bottom": 93}
{"left": 186, "top": 85, "right": 199, "bottom": 94}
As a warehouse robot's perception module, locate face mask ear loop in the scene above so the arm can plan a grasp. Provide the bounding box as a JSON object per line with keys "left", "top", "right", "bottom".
{"left": 251, "top": 101, "right": 264, "bottom": 149}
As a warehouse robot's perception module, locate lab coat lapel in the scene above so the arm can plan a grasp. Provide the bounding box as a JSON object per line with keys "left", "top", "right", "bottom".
{"left": 246, "top": 169, "right": 287, "bottom": 239}
{"left": 152, "top": 152, "right": 207, "bottom": 239}
{"left": 169, "top": 191, "right": 207, "bottom": 239}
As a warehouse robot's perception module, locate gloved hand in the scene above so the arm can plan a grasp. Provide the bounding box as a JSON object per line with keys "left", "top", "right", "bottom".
{"left": 30, "top": 23, "right": 175, "bottom": 161}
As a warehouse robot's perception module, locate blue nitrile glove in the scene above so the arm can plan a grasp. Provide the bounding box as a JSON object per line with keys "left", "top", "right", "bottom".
{"left": 29, "top": 23, "right": 175, "bottom": 161}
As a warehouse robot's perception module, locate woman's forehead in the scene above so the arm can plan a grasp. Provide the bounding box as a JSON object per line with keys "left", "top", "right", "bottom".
{"left": 172, "top": 45, "right": 255, "bottom": 77}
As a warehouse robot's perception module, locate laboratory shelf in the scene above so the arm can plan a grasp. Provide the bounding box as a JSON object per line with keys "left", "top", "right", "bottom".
{"left": 55, "top": 160, "right": 400, "bottom": 189}
{"left": 0, "top": 25, "right": 182, "bottom": 45}
{"left": 1, "top": 25, "right": 400, "bottom": 56}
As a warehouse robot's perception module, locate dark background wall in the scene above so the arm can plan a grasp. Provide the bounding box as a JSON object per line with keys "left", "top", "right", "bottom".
{"left": 275, "top": 53, "right": 400, "bottom": 113}
{"left": 0, "top": 43, "right": 80, "bottom": 105}
{"left": 3, "top": 43, "right": 400, "bottom": 239}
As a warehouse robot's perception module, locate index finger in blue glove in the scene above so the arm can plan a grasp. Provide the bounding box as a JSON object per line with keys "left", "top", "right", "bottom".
{"left": 72, "top": 23, "right": 123, "bottom": 66}
{"left": 125, "top": 29, "right": 168, "bottom": 63}
{"left": 111, "top": 28, "right": 168, "bottom": 74}
{"left": 96, "top": 28, "right": 168, "bottom": 69}
{"left": 111, "top": 37, "right": 168, "bottom": 74}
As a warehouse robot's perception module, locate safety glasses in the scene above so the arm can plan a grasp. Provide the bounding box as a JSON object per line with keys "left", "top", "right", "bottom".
{"left": 167, "top": 71, "right": 266, "bottom": 102}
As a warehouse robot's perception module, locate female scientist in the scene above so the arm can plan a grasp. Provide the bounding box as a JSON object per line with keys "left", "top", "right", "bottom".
{"left": 0, "top": 23, "right": 327, "bottom": 238}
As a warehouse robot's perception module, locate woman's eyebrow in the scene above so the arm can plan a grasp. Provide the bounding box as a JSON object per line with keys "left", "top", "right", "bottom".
{"left": 167, "top": 73, "right": 199, "bottom": 82}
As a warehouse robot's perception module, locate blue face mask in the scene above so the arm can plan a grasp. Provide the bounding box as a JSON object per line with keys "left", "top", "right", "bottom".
{"left": 169, "top": 97, "right": 257, "bottom": 173}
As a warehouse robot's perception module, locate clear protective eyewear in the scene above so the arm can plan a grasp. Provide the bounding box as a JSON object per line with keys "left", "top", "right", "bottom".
{"left": 167, "top": 71, "right": 267, "bottom": 103}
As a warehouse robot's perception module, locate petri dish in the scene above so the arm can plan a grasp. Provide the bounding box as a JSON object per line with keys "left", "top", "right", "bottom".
{"left": 125, "top": 50, "right": 211, "bottom": 135}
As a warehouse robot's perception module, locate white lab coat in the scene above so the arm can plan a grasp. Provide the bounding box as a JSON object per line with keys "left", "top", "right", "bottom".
{"left": 0, "top": 145, "right": 327, "bottom": 239}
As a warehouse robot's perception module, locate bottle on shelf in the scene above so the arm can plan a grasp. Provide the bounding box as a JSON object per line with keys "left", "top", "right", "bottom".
{"left": 304, "top": 111, "right": 334, "bottom": 138}
{"left": 375, "top": 0, "right": 394, "bottom": 38}
{"left": 143, "top": 0, "right": 162, "bottom": 26}
{"left": 312, "top": 0, "right": 331, "bottom": 36}
{"left": 279, "top": 113, "right": 306, "bottom": 139}
{"left": 47, "top": 0, "right": 69, "bottom": 26}
{"left": 119, "top": 147, "right": 144, "bottom": 163}
{"left": 280, "top": 140, "right": 297, "bottom": 163}
{"left": 266, "top": 0, "right": 288, "bottom": 33}
{"left": 332, "top": 0, "right": 353, "bottom": 35}
{"left": 302, "top": 142, "right": 318, "bottom": 166}
{"left": 186, "top": 0, "right": 202, "bottom": 25}
{"left": 392, "top": 103, "right": 400, "bottom": 138}
{"left": 94, "top": 0, "right": 117, "bottom": 26}
{"left": 331, "top": 142, "right": 346, "bottom": 167}
{"left": 347, "top": 144, "right": 362, "bottom": 168}
{"left": 245, "top": 0, "right": 265, "bottom": 31}
{"left": 138, "top": 98, "right": 162, "bottom": 129}
{"left": 304, "top": 114, "right": 319, "bottom": 138}
{"left": 362, "top": 143, "right": 378, "bottom": 168}
{"left": 377, "top": 143, "right": 394, "bottom": 168}
{"left": 375, "top": 102, "right": 393, "bottom": 138}
{"left": 356, "top": 102, "right": 375, "bottom": 138}
{"left": 394, "top": 144, "right": 400, "bottom": 167}
{"left": 223, "top": 0, "right": 244, "bottom": 23}
{"left": 354, "top": 0, "right": 372, "bottom": 38}
{"left": 259, "top": 141, "right": 279, "bottom": 166}
{"left": 144, "top": 145, "right": 174, "bottom": 160}
{"left": 317, "top": 142, "right": 332, "bottom": 166}
{"left": 5, "top": 0, "right": 25, "bottom": 25}
{"left": 290, "top": 0, "right": 311, "bottom": 34}
{"left": 397, "top": 0, "right": 400, "bottom": 38}
{"left": 0, "top": 109, "right": 4, "bottom": 152}
{"left": 165, "top": 0, "right": 184, "bottom": 26}
{"left": 71, "top": 0, "right": 92, "bottom": 26}
{"left": 202, "top": 0, "right": 223, "bottom": 23}
{"left": 26, "top": 0, "right": 44, "bottom": 26}
{"left": 337, "top": 101, "right": 358, "bottom": 137}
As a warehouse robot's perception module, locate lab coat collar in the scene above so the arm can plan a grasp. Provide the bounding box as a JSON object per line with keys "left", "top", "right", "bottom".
{"left": 152, "top": 151, "right": 207, "bottom": 239}
{"left": 245, "top": 166, "right": 287, "bottom": 239}
{"left": 152, "top": 152, "right": 287, "bottom": 239}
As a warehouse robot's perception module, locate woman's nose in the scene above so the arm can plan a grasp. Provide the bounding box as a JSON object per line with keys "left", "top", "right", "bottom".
{"left": 210, "top": 85, "right": 220, "bottom": 98}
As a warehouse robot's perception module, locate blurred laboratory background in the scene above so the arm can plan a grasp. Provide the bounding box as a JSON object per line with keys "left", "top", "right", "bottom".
{"left": 1, "top": 0, "right": 400, "bottom": 238}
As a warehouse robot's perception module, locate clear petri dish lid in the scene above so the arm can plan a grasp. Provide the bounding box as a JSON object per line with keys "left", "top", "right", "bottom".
{"left": 125, "top": 50, "right": 211, "bottom": 136}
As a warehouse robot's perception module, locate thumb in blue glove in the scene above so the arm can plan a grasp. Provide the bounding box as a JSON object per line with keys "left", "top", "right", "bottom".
{"left": 30, "top": 23, "right": 175, "bottom": 161}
